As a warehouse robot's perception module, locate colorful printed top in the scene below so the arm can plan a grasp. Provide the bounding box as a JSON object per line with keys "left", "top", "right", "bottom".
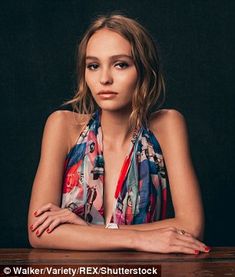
{"left": 61, "top": 110, "right": 167, "bottom": 225}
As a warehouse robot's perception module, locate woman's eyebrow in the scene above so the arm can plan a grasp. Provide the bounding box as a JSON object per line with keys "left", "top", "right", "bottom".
{"left": 85, "top": 54, "right": 133, "bottom": 61}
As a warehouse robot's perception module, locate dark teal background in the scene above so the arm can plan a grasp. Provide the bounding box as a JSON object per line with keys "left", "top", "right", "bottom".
{"left": 1, "top": 0, "right": 234, "bottom": 247}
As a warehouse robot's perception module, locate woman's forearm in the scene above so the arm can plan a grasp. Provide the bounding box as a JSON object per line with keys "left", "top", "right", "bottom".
{"left": 29, "top": 223, "right": 138, "bottom": 251}
{"left": 121, "top": 217, "right": 204, "bottom": 240}
{"left": 29, "top": 218, "right": 208, "bottom": 254}
{"left": 91, "top": 217, "right": 204, "bottom": 240}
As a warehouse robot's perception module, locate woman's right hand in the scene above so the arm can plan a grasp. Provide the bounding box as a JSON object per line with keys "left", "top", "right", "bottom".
{"left": 30, "top": 203, "right": 88, "bottom": 237}
{"left": 135, "top": 227, "right": 210, "bottom": 254}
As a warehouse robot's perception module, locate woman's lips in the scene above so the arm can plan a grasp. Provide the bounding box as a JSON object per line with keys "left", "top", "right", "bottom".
{"left": 97, "top": 91, "right": 118, "bottom": 99}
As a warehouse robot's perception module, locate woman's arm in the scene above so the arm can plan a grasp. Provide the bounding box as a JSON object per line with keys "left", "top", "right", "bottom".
{"left": 28, "top": 110, "right": 74, "bottom": 245}
{"left": 148, "top": 109, "right": 204, "bottom": 239}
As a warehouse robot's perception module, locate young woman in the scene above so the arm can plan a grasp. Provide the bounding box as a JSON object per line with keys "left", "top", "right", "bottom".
{"left": 28, "top": 13, "right": 210, "bottom": 254}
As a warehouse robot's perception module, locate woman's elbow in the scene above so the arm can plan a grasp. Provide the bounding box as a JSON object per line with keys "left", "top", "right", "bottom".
{"left": 28, "top": 233, "right": 39, "bottom": 248}
{"left": 188, "top": 216, "right": 205, "bottom": 240}
{"left": 191, "top": 223, "right": 204, "bottom": 240}
{"left": 28, "top": 228, "right": 43, "bottom": 249}
{"left": 178, "top": 213, "right": 205, "bottom": 240}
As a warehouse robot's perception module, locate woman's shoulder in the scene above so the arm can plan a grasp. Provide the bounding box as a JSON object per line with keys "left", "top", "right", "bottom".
{"left": 45, "top": 110, "right": 91, "bottom": 152}
{"left": 149, "top": 109, "right": 187, "bottom": 147}
{"left": 46, "top": 110, "right": 90, "bottom": 126}
{"left": 150, "top": 109, "right": 185, "bottom": 127}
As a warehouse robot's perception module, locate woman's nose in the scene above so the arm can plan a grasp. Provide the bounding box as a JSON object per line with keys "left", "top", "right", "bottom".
{"left": 99, "top": 68, "right": 113, "bottom": 85}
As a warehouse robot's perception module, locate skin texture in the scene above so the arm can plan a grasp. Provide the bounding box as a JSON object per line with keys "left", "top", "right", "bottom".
{"left": 28, "top": 29, "right": 209, "bottom": 254}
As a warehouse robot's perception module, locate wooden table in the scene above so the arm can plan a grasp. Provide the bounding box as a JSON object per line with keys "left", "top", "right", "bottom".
{"left": 0, "top": 248, "right": 234, "bottom": 276}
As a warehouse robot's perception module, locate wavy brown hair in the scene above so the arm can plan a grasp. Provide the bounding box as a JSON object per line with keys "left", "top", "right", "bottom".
{"left": 65, "top": 12, "right": 165, "bottom": 129}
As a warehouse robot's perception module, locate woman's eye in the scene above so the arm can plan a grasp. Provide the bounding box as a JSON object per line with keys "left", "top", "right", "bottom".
{"left": 115, "top": 62, "right": 129, "bottom": 69}
{"left": 86, "top": 64, "right": 99, "bottom": 70}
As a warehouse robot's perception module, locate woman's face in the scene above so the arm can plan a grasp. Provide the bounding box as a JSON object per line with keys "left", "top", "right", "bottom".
{"left": 85, "top": 28, "right": 138, "bottom": 112}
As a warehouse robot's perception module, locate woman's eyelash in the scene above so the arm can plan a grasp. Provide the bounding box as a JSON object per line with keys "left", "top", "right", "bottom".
{"left": 86, "top": 62, "right": 129, "bottom": 70}
{"left": 86, "top": 64, "right": 99, "bottom": 70}
{"left": 115, "top": 62, "right": 129, "bottom": 68}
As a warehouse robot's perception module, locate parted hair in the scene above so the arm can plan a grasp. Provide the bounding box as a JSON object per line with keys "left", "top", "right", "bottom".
{"left": 66, "top": 12, "right": 165, "bottom": 129}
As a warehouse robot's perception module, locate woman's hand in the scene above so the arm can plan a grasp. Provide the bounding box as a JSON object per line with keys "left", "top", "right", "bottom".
{"left": 136, "top": 227, "right": 210, "bottom": 254}
{"left": 30, "top": 203, "right": 88, "bottom": 237}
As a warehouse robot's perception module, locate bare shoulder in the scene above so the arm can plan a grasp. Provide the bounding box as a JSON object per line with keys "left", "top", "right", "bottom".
{"left": 46, "top": 110, "right": 90, "bottom": 127}
{"left": 149, "top": 109, "right": 188, "bottom": 148}
{"left": 44, "top": 110, "right": 91, "bottom": 153}
{"left": 150, "top": 109, "right": 186, "bottom": 129}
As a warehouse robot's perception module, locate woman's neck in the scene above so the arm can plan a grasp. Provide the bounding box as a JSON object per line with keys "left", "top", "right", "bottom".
{"left": 100, "top": 109, "right": 134, "bottom": 148}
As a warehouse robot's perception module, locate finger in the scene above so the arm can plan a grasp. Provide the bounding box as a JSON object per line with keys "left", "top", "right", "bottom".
{"left": 165, "top": 227, "right": 193, "bottom": 238}
{"left": 35, "top": 211, "right": 71, "bottom": 236}
{"left": 31, "top": 212, "right": 50, "bottom": 232}
{"left": 175, "top": 228, "right": 196, "bottom": 238}
{"left": 34, "top": 203, "right": 59, "bottom": 217}
{"left": 180, "top": 231, "right": 193, "bottom": 237}
{"left": 169, "top": 245, "right": 201, "bottom": 255}
{"left": 44, "top": 213, "right": 71, "bottom": 234}
{"left": 174, "top": 238, "right": 202, "bottom": 253}
{"left": 175, "top": 234, "right": 209, "bottom": 253}
{"left": 32, "top": 209, "right": 67, "bottom": 232}
{"left": 46, "top": 218, "right": 61, "bottom": 233}
{"left": 34, "top": 217, "right": 55, "bottom": 237}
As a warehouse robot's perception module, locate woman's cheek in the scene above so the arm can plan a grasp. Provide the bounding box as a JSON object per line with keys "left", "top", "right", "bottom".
{"left": 85, "top": 75, "right": 96, "bottom": 94}
{"left": 118, "top": 70, "right": 138, "bottom": 88}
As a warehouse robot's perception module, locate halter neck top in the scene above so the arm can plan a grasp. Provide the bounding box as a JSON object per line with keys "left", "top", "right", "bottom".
{"left": 61, "top": 110, "right": 167, "bottom": 225}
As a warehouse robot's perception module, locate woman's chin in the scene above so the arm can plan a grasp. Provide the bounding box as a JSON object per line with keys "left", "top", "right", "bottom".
{"left": 97, "top": 104, "right": 132, "bottom": 113}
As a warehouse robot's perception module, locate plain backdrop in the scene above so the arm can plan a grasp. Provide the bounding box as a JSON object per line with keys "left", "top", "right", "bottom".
{"left": 0, "top": 0, "right": 234, "bottom": 247}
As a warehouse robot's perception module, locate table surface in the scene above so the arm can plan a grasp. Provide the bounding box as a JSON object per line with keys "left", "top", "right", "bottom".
{"left": 0, "top": 247, "right": 235, "bottom": 276}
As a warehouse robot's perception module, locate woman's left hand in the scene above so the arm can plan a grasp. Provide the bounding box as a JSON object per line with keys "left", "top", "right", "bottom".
{"left": 30, "top": 203, "right": 88, "bottom": 237}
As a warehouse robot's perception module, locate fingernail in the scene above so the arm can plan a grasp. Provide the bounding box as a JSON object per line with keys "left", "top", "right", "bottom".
{"left": 34, "top": 211, "right": 37, "bottom": 216}
{"left": 30, "top": 225, "right": 34, "bottom": 231}
{"left": 36, "top": 230, "right": 39, "bottom": 236}
{"left": 194, "top": 250, "right": 199, "bottom": 255}
{"left": 205, "top": 246, "right": 211, "bottom": 252}
{"left": 46, "top": 228, "right": 50, "bottom": 233}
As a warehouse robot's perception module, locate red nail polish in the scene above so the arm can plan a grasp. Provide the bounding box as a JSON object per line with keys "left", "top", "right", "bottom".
{"left": 30, "top": 225, "right": 34, "bottom": 231}
{"left": 36, "top": 230, "right": 39, "bottom": 236}
{"left": 46, "top": 229, "right": 50, "bottom": 233}
{"left": 194, "top": 250, "right": 199, "bottom": 255}
{"left": 34, "top": 211, "right": 37, "bottom": 216}
{"left": 205, "top": 247, "right": 211, "bottom": 252}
